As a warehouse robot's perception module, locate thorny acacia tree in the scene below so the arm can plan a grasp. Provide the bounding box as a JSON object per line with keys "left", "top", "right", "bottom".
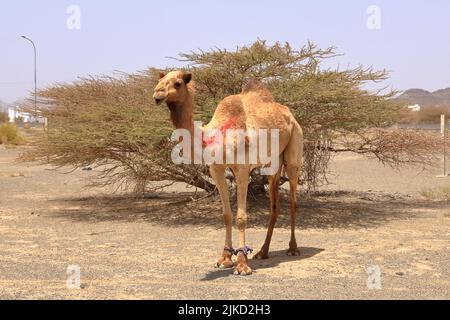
{"left": 26, "top": 40, "right": 443, "bottom": 194}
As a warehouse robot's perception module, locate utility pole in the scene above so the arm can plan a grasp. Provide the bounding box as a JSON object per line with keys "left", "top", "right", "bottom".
{"left": 20, "top": 35, "right": 37, "bottom": 119}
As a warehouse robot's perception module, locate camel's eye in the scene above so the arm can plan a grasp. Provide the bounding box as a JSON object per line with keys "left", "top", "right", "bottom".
{"left": 174, "top": 82, "right": 182, "bottom": 89}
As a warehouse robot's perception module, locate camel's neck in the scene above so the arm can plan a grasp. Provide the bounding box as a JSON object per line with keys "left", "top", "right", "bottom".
{"left": 167, "top": 91, "right": 202, "bottom": 162}
{"left": 167, "top": 94, "right": 194, "bottom": 135}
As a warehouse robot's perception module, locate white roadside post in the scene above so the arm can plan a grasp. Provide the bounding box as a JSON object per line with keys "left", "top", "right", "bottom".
{"left": 437, "top": 114, "right": 448, "bottom": 178}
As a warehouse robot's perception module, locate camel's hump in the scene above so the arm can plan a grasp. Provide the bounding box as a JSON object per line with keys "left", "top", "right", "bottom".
{"left": 242, "top": 79, "right": 274, "bottom": 102}
{"left": 242, "top": 79, "right": 267, "bottom": 93}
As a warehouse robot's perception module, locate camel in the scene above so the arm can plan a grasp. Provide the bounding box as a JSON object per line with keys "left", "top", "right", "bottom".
{"left": 153, "top": 70, "right": 303, "bottom": 276}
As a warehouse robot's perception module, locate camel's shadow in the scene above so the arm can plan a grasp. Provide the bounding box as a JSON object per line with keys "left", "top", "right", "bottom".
{"left": 50, "top": 190, "right": 446, "bottom": 229}
{"left": 200, "top": 247, "right": 324, "bottom": 281}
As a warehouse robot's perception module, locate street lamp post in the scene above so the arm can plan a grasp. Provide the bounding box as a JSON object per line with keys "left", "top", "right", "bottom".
{"left": 21, "top": 35, "right": 37, "bottom": 118}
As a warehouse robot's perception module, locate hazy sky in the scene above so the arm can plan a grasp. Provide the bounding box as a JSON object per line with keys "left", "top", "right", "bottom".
{"left": 1, "top": 0, "right": 449, "bottom": 103}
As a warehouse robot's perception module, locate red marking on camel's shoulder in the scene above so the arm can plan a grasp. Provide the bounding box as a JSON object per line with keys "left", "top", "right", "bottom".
{"left": 202, "top": 117, "right": 238, "bottom": 147}
{"left": 219, "top": 117, "right": 237, "bottom": 133}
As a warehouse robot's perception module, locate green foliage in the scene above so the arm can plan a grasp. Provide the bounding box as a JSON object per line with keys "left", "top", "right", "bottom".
{"left": 178, "top": 41, "right": 398, "bottom": 133}
{"left": 37, "top": 71, "right": 171, "bottom": 166}
{"left": 179, "top": 41, "right": 334, "bottom": 121}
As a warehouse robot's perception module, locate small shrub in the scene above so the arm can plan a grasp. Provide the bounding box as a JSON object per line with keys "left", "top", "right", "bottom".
{"left": 0, "top": 112, "right": 8, "bottom": 124}
{"left": 420, "top": 186, "right": 450, "bottom": 201}
{"left": 0, "top": 123, "right": 26, "bottom": 145}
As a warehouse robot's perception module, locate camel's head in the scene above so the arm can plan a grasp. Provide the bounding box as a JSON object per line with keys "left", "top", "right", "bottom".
{"left": 152, "top": 70, "right": 192, "bottom": 106}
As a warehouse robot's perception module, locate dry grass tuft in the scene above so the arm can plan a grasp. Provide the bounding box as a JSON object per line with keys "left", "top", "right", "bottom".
{"left": 420, "top": 186, "right": 450, "bottom": 201}
{"left": 0, "top": 123, "right": 26, "bottom": 146}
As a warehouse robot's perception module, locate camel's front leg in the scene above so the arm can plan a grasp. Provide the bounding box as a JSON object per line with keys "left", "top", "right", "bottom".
{"left": 253, "top": 170, "right": 281, "bottom": 260}
{"left": 233, "top": 166, "right": 252, "bottom": 276}
{"left": 210, "top": 165, "right": 234, "bottom": 269}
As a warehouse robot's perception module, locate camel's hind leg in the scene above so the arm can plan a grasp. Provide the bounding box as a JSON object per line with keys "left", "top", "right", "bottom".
{"left": 285, "top": 165, "right": 301, "bottom": 256}
{"left": 284, "top": 124, "right": 303, "bottom": 256}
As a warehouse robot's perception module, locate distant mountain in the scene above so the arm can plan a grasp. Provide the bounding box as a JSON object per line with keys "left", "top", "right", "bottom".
{"left": 395, "top": 88, "right": 450, "bottom": 107}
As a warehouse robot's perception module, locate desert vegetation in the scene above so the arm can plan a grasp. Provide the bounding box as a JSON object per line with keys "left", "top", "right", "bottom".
{"left": 0, "top": 123, "right": 26, "bottom": 145}
{"left": 24, "top": 40, "right": 446, "bottom": 194}
{"left": 420, "top": 186, "right": 450, "bottom": 201}
{"left": 0, "top": 112, "right": 8, "bottom": 124}
{"left": 396, "top": 105, "right": 450, "bottom": 124}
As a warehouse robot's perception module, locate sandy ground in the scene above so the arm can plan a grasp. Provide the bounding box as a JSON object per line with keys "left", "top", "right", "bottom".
{"left": 0, "top": 145, "right": 449, "bottom": 300}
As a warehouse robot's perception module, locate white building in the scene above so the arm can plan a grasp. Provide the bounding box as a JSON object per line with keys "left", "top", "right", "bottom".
{"left": 8, "top": 106, "right": 46, "bottom": 124}
{"left": 407, "top": 104, "right": 421, "bottom": 112}
{"left": 8, "top": 106, "right": 29, "bottom": 122}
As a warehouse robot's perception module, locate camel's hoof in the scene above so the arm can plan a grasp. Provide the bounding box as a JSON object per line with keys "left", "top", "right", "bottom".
{"left": 286, "top": 247, "right": 301, "bottom": 256}
{"left": 215, "top": 258, "right": 234, "bottom": 269}
{"left": 253, "top": 250, "right": 269, "bottom": 260}
{"left": 234, "top": 263, "right": 252, "bottom": 276}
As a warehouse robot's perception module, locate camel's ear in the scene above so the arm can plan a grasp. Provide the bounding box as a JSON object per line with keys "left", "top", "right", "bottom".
{"left": 182, "top": 72, "right": 192, "bottom": 85}
{"left": 159, "top": 72, "right": 166, "bottom": 79}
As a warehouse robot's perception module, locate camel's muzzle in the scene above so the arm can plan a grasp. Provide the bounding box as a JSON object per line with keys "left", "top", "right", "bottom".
{"left": 154, "top": 98, "right": 165, "bottom": 105}
{"left": 153, "top": 92, "right": 167, "bottom": 106}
